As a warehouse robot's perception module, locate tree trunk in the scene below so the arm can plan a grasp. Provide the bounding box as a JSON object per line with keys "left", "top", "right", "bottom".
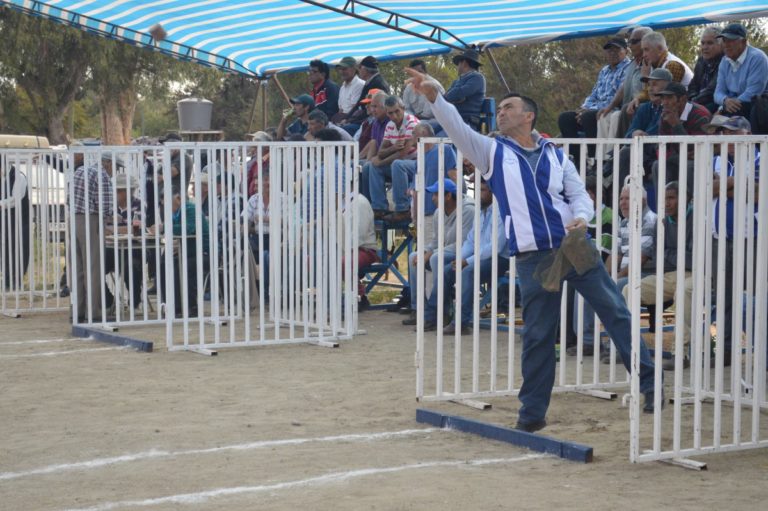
{"left": 47, "top": 115, "right": 69, "bottom": 145}
{"left": 99, "top": 89, "right": 137, "bottom": 145}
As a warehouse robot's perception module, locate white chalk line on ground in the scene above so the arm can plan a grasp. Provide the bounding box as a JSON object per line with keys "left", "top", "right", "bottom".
{"left": 0, "top": 428, "right": 441, "bottom": 482}
{"left": 0, "top": 346, "right": 124, "bottom": 359}
{"left": 0, "top": 338, "right": 89, "bottom": 347}
{"left": 59, "top": 454, "right": 548, "bottom": 511}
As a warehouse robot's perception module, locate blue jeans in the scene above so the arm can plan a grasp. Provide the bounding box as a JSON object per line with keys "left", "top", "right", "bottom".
{"left": 409, "top": 250, "right": 455, "bottom": 310}
{"left": 577, "top": 275, "right": 630, "bottom": 347}
{"left": 360, "top": 162, "right": 374, "bottom": 203}
{"left": 515, "top": 248, "right": 656, "bottom": 425}
{"left": 426, "top": 256, "right": 510, "bottom": 324}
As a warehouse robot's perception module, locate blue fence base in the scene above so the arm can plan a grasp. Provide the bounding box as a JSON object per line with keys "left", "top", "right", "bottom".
{"left": 72, "top": 325, "right": 153, "bottom": 352}
{"left": 416, "top": 408, "right": 593, "bottom": 463}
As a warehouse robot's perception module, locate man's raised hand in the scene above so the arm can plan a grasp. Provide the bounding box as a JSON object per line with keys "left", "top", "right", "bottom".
{"left": 405, "top": 67, "right": 440, "bottom": 103}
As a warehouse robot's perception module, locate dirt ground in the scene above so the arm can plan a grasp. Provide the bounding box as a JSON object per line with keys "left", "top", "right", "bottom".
{"left": 1, "top": 309, "right": 767, "bottom": 511}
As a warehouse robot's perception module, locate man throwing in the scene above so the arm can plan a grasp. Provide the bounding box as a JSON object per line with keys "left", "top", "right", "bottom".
{"left": 405, "top": 68, "right": 660, "bottom": 432}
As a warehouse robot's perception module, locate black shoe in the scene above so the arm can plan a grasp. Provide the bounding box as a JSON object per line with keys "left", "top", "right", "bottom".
{"left": 398, "top": 306, "right": 412, "bottom": 315}
{"left": 59, "top": 285, "right": 70, "bottom": 298}
{"left": 444, "top": 322, "right": 471, "bottom": 335}
{"left": 514, "top": 419, "right": 547, "bottom": 433}
{"left": 643, "top": 388, "right": 665, "bottom": 414}
{"left": 422, "top": 321, "right": 437, "bottom": 332}
{"left": 566, "top": 344, "right": 594, "bottom": 356}
{"left": 147, "top": 284, "right": 158, "bottom": 295}
{"left": 402, "top": 311, "right": 417, "bottom": 326}
{"left": 358, "top": 296, "right": 371, "bottom": 312}
{"left": 662, "top": 356, "right": 690, "bottom": 371}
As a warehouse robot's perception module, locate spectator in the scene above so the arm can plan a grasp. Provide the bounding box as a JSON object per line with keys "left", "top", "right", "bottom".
{"left": 559, "top": 37, "right": 630, "bottom": 162}
{"left": 424, "top": 180, "right": 509, "bottom": 334}
{"left": 622, "top": 181, "right": 694, "bottom": 370}
{"left": 276, "top": 94, "right": 315, "bottom": 140}
{"left": 105, "top": 174, "right": 144, "bottom": 309}
{"left": 403, "top": 59, "right": 444, "bottom": 120}
{"left": 363, "top": 95, "right": 419, "bottom": 219}
{"left": 0, "top": 162, "right": 30, "bottom": 290}
{"left": 71, "top": 155, "right": 114, "bottom": 322}
{"left": 598, "top": 26, "right": 653, "bottom": 140}
{"left": 705, "top": 115, "right": 761, "bottom": 367}
{"left": 714, "top": 23, "right": 768, "bottom": 120}
{"left": 626, "top": 31, "right": 693, "bottom": 112}
{"left": 156, "top": 188, "right": 210, "bottom": 318}
{"left": 347, "top": 192, "right": 379, "bottom": 311}
{"left": 610, "top": 68, "right": 671, "bottom": 201}
{"left": 245, "top": 167, "right": 273, "bottom": 300}
{"left": 308, "top": 59, "right": 339, "bottom": 119}
{"left": 652, "top": 81, "right": 712, "bottom": 189}
{"left": 402, "top": 178, "right": 474, "bottom": 326}
{"left": 246, "top": 131, "right": 272, "bottom": 197}
{"left": 431, "top": 49, "right": 486, "bottom": 133}
{"left": 305, "top": 109, "right": 353, "bottom": 141}
{"left": 688, "top": 27, "right": 724, "bottom": 113}
{"left": 159, "top": 132, "right": 194, "bottom": 193}
{"left": 356, "top": 89, "right": 386, "bottom": 158}
{"left": 342, "top": 56, "right": 390, "bottom": 133}
{"left": 333, "top": 56, "right": 365, "bottom": 123}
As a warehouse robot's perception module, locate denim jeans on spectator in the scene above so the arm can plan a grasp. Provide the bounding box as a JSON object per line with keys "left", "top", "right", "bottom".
{"left": 426, "top": 256, "right": 510, "bottom": 324}
{"left": 409, "top": 250, "right": 455, "bottom": 311}
{"left": 368, "top": 159, "right": 416, "bottom": 212}
{"left": 515, "top": 248, "right": 656, "bottom": 425}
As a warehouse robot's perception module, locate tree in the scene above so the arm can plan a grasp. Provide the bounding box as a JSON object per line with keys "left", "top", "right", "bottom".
{"left": 0, "top": 9, "right": 90, "bottom": 143}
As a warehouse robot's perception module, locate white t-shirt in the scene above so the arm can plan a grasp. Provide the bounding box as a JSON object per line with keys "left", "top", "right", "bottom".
{"left": 339, "top": 76, "right": 365, "bottom": 114}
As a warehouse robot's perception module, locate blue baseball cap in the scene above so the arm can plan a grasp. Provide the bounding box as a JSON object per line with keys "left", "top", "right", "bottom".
{"left": 426, "top": 178, "right": 458, "bottom": 195}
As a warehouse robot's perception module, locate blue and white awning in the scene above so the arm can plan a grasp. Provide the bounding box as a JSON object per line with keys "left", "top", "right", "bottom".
{"left": 4, "top": 0, "right": 768, "bottom": 77}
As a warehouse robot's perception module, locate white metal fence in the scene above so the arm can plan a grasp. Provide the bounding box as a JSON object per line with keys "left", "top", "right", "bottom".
{"left": 415, "top": 135, "right": 766, "bottom": 464}
{"left": 66, "top": 142, "right": 359, "bottom": 351}
{"left": 1, "top": 148, "right": 69, "bottom": 315}
{"left": 627, "top": 135, "right": 767, "bottom": 463}
{"left": 415, "top": 139, "right": 635, "bottom": 403}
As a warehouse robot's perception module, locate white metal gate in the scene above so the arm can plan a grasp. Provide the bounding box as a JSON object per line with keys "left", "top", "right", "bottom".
{"left": 628, "top": 135, "right": 768, "bottom": 464}
{"left": 67, "top": 142, "right": 359, "bottom": 351}
{"left": 1, "top": 148, "right": 69, "bottom": 316}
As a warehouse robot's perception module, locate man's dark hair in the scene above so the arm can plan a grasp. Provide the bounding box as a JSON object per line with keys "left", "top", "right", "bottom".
{"left": 384, "top": 95, "right": 405, "bottom": 109}
{"left": 409, "top": 59, "right": 427, "bottom": 72}
{"left": 309, "top": 59, "right": 330, "bottom": 79}
{"left": 666, "top": 181, "right": 679, "bottom": 194}
{"left": 308, "top": 109, "right": 329, "bottom": 126}
{"left": 315, "top": 128, "right": 342, "bottom": 142}
{"left": 501, "top": 92, "right": 539, "bottom": 129}
{"left": 287, "top": 133, "right": 306, "bottom": 142}
{"left": 465, "top": 59, "right": 481, "bottom": 70}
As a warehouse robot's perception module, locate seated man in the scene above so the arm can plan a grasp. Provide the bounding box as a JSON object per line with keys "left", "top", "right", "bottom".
{"left": 349, "top": 192, "right": 379, "bottom": 311}
{"left": 304, "top": 109, "right": 353, "bottom": 141}
{"left": 559, "top": 37, "right": 630, "bottom": 162}
{"left": 308, "top": 59, "right": 339, "bottom": 119}
{"left": 714, "top": 23, "right": 768, "bottom": 122}
{"left": 104, "top": 174, "right": 144, "bottom": 310}
{"left": 403, "top": 59, "right": 444, "bottom": 121}
{"left": 706, "top": 115, "right": 762, "bottom": 367}
{"left": 276, "top": 94, "right": 315, "bottom": 140}
{"left": 622, "top": 181, "right": 693, "bottom": 370}
{"left": 364, "top": 95, "right": 419, "bottom": 219}
{"left": 341, "top": 56, "right": 390, "bottom": 134}
{"left": 333, "top": 56, "right": 365, "bottom": 124}
{"left": 612, "top": 68, "right": 671, "bottom": 198}
{"left": 652, "top": 81, "right": 712, "bottom": 190}
{"left": 357, "top": 89, "right": 387, "bottom": 162}
{"left": 157, "top": 188, "right": 210, "bottom": 318}
{"left": 433, "top": 49, "right": 486, "bottom": 133}
{"left": 423, "top": 180, "right": 509, "bottom": 334}
{"left": 403, "top": 178, "right": 474, "bottom": 325}
{"left": 688, "top": 27, "right": 724, "bottom": 113}
{"left": 598, "top": 26, "right": 652, "bottom": 140}
{"left": 0, "top": 162, "right": 30, "bottom": 291}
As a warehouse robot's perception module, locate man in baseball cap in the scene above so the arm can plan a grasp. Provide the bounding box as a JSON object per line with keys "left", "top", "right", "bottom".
{"left": 714, "top": 22, "right": 768, "bottom": 120}
{"left": 277, "top": 94, "right": 315, "bottom": 140}
{"left": 335, "top": 56, "right": 364, "bottom": 122}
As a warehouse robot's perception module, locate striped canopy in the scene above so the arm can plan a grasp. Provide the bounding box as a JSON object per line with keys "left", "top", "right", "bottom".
{"left": 4, "top": 0, "right": 768, "bottom": 78}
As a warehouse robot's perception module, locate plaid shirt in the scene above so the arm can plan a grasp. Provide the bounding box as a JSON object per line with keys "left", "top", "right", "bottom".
{"left": 582, "top": 58, "right": 630, "bottom": 110}
{"left": 72, "top": 164, "right": 113, "bottom": 217}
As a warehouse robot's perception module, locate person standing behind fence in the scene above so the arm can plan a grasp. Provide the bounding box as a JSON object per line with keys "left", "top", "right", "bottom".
{"left": 0, "top": 163, "right": 30, "bottom": 290}
{"left": 71, "top": 155, "right": 114, "bottom": 322}
{"left": 406, "top": 67, "right": 661, "bottom": 432}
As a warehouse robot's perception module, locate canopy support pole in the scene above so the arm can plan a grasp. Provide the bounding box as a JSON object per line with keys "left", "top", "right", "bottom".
{"left": 247, "top": 79, "right": 261, "bottom": 135}
{"left": 299, "top": 0, "right": 468, "bottom": 51}
{"left": 485, "top": 48, "right": 511, "bottom": 94}
{"left": 270, "top": 74, "right": 292, "bottom": 105}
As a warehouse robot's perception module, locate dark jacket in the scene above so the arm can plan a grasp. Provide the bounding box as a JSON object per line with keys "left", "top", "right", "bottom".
{"left": 662, "top": 208, "right": 694, "bottom": 273}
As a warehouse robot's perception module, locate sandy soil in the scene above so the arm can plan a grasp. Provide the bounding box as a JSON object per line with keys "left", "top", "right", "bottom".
{"left": 0, "top": 309, "right": 766, "bottom": 511}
